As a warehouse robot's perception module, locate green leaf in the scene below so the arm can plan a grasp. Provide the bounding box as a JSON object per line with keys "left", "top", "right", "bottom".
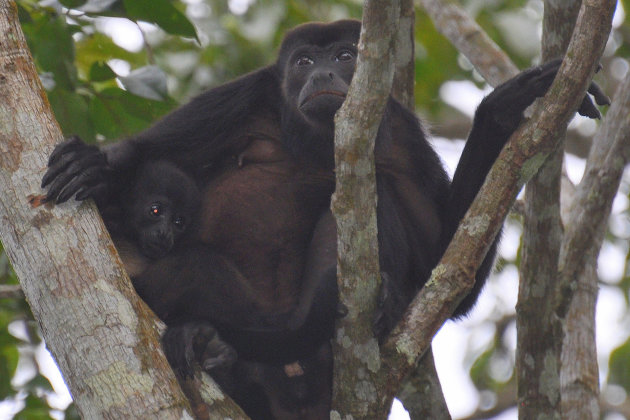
{"left": 59, "top": 0, "right": 88, "bottom": 9}
{"left": 469, "top": 347, "right": 494, "bottom": 389}
{"left": 89, "top": 88, "right": 173, "bottom": 139}
{"left": 413, "top": 10, "right": 461, "bottom": 115}
{"left": 64, "top": 403, "right": 81, "bottom": 420}
{"left": 609, "top": 336, "right": 630, "bottom": 392}
{"left": 76, "top": 32, "right": 140, "bottom": 64}
{"left": 122, "top": 0, "right": 198, "bottom": 40}
{"left": 89, "top": 61, "right": 117, "bottom": 82}
{"left": 14, "top": 394, "right": 53, "bottom": 420}
{"left": 28, "top": 15, "right": 77, "bottom": 90}
{"left": 83, "top": 0, "right": 132, "bottom": 17}
{"left": 15, "top": 2, "right": 32, "bottom": 25}
{"left": 0, "top": 332, "right": 19, "bottom": 399}
{"left": 116, "top": 90, "right": 175, "bottom": 121}
{"left": 24, "top": 373, "right": 54, "bottom": 393}
{"left": 90, "top": 94, "right": 142, "bottom": 139}
{"left": 118, "top": 65, "right": 168, "bottom": 100}
{"left": 47, "top": 88, "right": 96, "bottom": 140}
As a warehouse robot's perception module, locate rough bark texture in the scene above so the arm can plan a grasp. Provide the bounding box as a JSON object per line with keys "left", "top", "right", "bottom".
{"left": 516, "top": 1, "right": 580, "bottom": 419}
{"left": 558, "top": 70, "right": 630, "bottom": 419}
{"left": 330, "top": 0, "right": 400, "bottom": 418}
{"left": 397, "top": 349, "right": 450, "bottom": 420}
{"left": 392, "top": 0, "right": 451, "bottom": 420}
{"left": 391, "top": 3, "right": 451, "bottom": 418}
{"left": 392, "top": 0, "right": 415, "bottom": 109}
{"left": 379, "top": 0, "right": 615, "bottom": 406}
{"left": 0, "top": 1, "right": 244, "bottom": 418}
{"left": 418, "top": 0, "right": 519, "bottom": 85}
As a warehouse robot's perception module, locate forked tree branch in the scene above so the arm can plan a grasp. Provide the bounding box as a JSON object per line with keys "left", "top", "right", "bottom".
{"left": 380, "top": 0, "right": 616, "bottom": 399}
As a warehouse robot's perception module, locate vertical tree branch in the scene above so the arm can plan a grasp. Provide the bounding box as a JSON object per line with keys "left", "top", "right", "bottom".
{"left": 392, "top": 0, "right": 416, "bottom": 109}
{"left": 516, "top": 1, "right": 580, "bottom": 419}
{"left": 391, "top": 2, "right": 451, "bottom": 418}
{"left": 330, "top": 0, "right": 400, "bottom": 417}
{"left": 558, "top": 71, "right": 630, "bottom": 419}
{"left": 397, "top": 350, "right": 450, "bottom": 419}
{"left": 417, "top": 2, "right": 616, "bottom": 418}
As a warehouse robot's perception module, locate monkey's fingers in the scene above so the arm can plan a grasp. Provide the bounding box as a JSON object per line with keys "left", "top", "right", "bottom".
{"left": 55, "top": 166, "right": 110, "bottom": 204}
{"left": 75, "top": 183, "right": 110, "bottom": 205}
{"left": 577, "top": 80, "right": 610, "bottom": 119}
{"left": 588, "top": 81, "right": 611, "bottom": 106}
{"left": 43, "top": 146, "right": 107, "bottom": 204}
{"left": 578, "top": 97, "right": 601, "bottom": 119}
{"left": 46, "top": 136, "right": 84, "bottom": 167}
{"left": 201, "top": 337, "right": 237, "bottom": 371}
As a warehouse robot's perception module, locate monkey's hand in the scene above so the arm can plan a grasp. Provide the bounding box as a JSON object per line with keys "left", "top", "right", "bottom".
{"left": 479, "top": 58, "right": 610, "bottom": 135}
{"left": 162, "top": 322, "right": 237, "bottom": 379}
{"left": 41, "top": 136, "right": 113, "bottom": 206}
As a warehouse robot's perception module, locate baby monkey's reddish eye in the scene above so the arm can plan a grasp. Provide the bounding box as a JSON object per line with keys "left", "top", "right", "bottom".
{"left": 150, "top": 203, "right": 161, "bottom": 216}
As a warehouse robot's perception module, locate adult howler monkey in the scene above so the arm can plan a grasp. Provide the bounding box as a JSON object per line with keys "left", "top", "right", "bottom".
{"left": 42, "top": 19, "right": 608, "bottom": 419}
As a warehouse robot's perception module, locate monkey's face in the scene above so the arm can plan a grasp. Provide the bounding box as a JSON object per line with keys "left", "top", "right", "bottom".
{"left": 277, "top": 20, "right": 360, "bottom": 128}
{"left": 130, "top": 196, "right": 189, "bottom": 260}
{"left": 282, "top": 43, "right": 356, "bottom": 126}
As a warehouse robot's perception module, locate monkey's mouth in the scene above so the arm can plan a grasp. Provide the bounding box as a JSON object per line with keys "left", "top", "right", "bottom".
{"left": 141, "top": 240, "right": 173, "bottom": 260}
{"left": 300, "top": 90, "right": 346, "bottom": 108}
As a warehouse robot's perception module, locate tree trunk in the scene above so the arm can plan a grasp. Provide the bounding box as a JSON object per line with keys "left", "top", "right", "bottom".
{"left": 559, "top": 70, "right": 630, "bottom": 419}
{"left": 0, "top": 1, "right": 243, "bottom": 418}
{"left": 392, "top": 3, "right": 451, "bottom": 417}
{"left": 330, "top": 0, "right": 400, "bottom": 417}
{"left": 516, "top": 1, "right": 580, "bottom": 418}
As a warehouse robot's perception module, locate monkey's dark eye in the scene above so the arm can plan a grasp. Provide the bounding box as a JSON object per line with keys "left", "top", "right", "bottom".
{"left": 335, "top": 50, "right": 354, "bottom": 62}
{"left": 173, "top": 216, "right": 186, "bottom": 229}
{"left": 150, "top": 203, "right": 162, "bottom": 217}
{"left": 296, "top": 56, "right": 314, "bottom": 66}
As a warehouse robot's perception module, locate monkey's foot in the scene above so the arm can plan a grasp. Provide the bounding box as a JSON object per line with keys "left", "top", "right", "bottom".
{"left": 162, "top": 322, "right": 236, "bottom": 379}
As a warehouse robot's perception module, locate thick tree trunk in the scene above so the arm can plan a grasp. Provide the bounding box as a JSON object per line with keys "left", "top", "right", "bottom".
{"left": 559, "top": 71, "right": 630, "bottom": 419}
{"left": 516, "top": 2, "right": 580, "bottom": 419}
{"left": 392, "top": 3, "right": 451, "bottom": 418}
{"left": 0, "top": 1, "right": 243, "bottom": 418}
{"left": 330, "top": 0, "right": 400, "bottom": 417}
